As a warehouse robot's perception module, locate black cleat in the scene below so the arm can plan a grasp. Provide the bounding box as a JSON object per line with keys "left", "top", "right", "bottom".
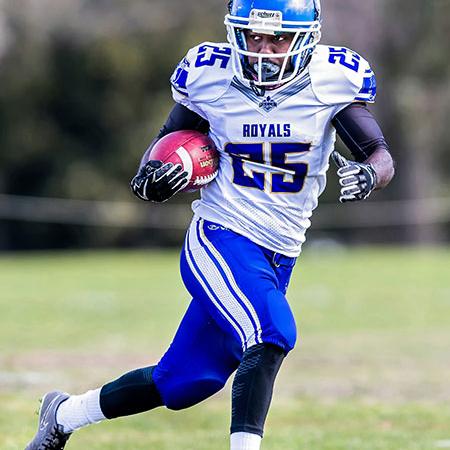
{"left": 25, "top": 391, "right": 72, "bottom": 450}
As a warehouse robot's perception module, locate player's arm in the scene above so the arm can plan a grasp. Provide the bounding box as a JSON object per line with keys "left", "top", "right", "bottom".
{"left": 130, "top": 104, "right": 210, "bottom": 202}
{"left": 331, "top": 102, "right": 395, "bottom": 202}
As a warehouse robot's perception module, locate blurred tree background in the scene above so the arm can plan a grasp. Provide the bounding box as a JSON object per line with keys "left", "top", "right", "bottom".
{"left": 0, "top": 0, "right": 448, "bottom": 250}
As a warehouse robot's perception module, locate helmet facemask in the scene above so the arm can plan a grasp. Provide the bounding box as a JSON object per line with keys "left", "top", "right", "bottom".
{"left": 225, "top": 8, "right": 321, "bottom": 87}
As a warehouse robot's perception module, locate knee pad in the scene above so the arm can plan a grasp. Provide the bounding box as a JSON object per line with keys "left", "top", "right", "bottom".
{"left": 231, "top": 343, "right": 286, "bottom": 437}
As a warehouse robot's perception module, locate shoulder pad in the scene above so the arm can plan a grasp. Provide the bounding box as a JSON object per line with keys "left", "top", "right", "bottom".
{"left": 170, "top": 42, "right": 234, "bottom": 105}
{"left": 309, "top": 45, "right": 377, "bottom": 106}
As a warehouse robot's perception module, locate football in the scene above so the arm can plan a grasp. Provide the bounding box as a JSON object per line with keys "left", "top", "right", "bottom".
{"left": 149, "top": 130, "right": 219, "bottom": 192}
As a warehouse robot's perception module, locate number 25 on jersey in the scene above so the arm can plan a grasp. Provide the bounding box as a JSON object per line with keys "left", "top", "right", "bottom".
{"left": 224, "top": 143, "right": 311, "bottom": 194}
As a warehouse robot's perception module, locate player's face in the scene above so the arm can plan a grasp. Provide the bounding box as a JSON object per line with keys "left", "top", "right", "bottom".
{"left": 245, "top": 31, "right": 294, "bottom": 67}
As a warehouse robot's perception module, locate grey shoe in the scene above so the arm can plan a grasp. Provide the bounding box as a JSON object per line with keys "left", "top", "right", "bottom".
{"left": 25, "top": 391, "right": 72, "bottom": 450}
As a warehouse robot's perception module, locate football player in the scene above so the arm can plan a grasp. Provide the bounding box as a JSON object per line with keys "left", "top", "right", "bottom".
{"left": 25, "top": 1, "right": 395, "bottom": 449}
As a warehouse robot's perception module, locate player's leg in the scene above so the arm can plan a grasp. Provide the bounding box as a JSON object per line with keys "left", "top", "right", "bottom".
{"left": 184, "top": 217, "right": 298, "bottom": 450}
{"left": 229, "top": 255, "right": 296, "bottom": 450}
{"left": 25, "top": 295, "right": 242, "bottom": 449}
{"left": 25, "top": 367, "right": 163, "bottom": 449}
{"left": 152, "top": 295, "right": 242, "bottom": 410}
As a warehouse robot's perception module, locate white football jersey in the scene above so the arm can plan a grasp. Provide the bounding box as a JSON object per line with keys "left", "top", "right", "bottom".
{"left": 171, "top": 43, "right": 377, "bottom": 257}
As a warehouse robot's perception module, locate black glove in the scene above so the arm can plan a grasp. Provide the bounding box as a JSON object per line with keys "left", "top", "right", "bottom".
{"left": 130, "top": 160, "right": 189, "bottom": 203}
{"left": 331, "top": 151, "right": 377, "bottom": 203}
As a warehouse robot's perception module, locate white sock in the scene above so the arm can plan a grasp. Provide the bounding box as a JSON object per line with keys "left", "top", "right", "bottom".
{"left": 230, "top": 432, "right": 262, "bottom": 450}
{"left": 56, "top": 388, "right": 106, "bottom": 433}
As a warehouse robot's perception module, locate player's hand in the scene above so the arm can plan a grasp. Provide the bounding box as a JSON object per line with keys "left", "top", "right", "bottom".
{"left": 130, "top": 160, "right": 189, "bottom": 203}
{"left": 331, "top": 151, "right": 378, "bottom": 203}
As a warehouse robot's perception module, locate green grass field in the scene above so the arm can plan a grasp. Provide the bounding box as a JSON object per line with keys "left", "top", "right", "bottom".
{"left": 1, "top": 247, "right": 450, "bottom": 449}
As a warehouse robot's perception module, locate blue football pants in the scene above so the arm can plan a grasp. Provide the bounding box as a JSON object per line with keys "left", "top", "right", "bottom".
{"left": 152, "top": 217, "right": 297, "bottom": 410}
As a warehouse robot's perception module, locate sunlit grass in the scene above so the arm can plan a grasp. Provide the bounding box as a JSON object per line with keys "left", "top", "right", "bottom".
{"left": 1, "top": 247, "right": 449, "bottom": 449}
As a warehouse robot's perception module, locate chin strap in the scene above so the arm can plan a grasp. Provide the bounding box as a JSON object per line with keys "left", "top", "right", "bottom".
{"left": 245, "top": 59, "right": 296, "bottom": 95}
